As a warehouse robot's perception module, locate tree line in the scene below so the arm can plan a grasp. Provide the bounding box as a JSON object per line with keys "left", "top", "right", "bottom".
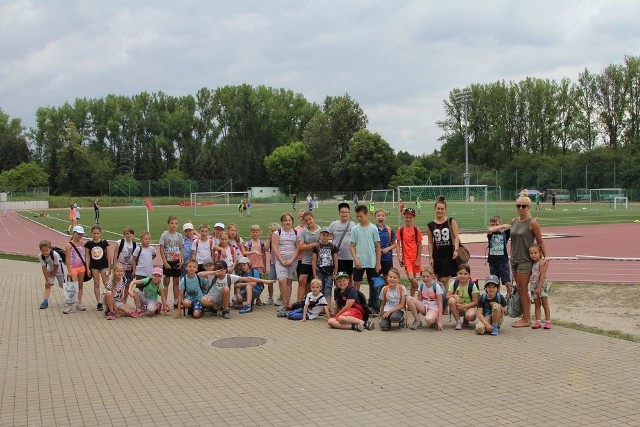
{"left": 1, "top": 56, "right": 639, "bottom": 197}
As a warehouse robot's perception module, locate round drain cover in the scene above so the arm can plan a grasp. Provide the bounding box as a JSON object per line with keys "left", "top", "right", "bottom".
{"left": 210, "top": 337, "right": 267, "bottom": 348}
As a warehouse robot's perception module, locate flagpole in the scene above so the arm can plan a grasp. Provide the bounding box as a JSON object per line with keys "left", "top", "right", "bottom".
{"left": 146, "top": 206, "right": 150, "bottom": 232}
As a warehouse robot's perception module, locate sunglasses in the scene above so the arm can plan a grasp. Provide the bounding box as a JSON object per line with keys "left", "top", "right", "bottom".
{"left": 403, "top": 208, "right": 416, "bottom": 214}
{"left": 515, "top": 204, "right": 529, "bottom": 209}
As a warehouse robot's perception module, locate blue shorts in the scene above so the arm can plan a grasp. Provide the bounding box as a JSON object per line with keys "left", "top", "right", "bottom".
{"left": 489, "top": 260, "right": 511, "bottom": 287}
{"left": 240, "top": 284, "right": 264, "bottom": 302}
{"left": 183, "top": 295, "right": 202, "bottom": 314}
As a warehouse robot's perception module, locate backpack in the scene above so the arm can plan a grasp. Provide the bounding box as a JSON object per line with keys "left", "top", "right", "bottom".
{"left": 398, "top": 225, "right": 418, "bottom": 243}
{"left": 479, "top": 293, "right": 506, "bottom": 310}
{"left": 453, "top": 278, "right": 479, "bottom": 300}
{"left": 332, "top": 286, "right": 370, "bottom": 322}
{"left": 116, "top": 239, "right": 137, "bottom": 260}
{"left": 246, "top": 240, "right": 265, "bottom": 254}
{"left": 421, "top": 281, "right": 445, "bottom": 308}
{"left": 204, "top": 274, "right": 232, "bottom": 295}
{"left": 42, "top": 246, "right": 66, "bottom": 265}
{"left": 277, "top": 229, "right": 297, "bottom": 236}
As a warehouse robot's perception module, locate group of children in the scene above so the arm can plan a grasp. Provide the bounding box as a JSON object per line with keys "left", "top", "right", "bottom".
{"left": 37, "top": 206, "right": 550, "bottom": 333}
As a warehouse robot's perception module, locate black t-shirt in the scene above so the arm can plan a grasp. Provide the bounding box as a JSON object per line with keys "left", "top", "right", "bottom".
{"left": 487, "top": 230, "right": 510, "bottom": 263}
{"left": 85, "top": 240, "right": 109, "bottom": 270}
{"left": 335, "top": 286, "right": 359, "bottom": 309}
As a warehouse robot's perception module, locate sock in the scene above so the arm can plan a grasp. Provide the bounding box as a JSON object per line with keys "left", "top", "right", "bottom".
{"left": 351, "top": 324, "right": 357, "bottom": 330}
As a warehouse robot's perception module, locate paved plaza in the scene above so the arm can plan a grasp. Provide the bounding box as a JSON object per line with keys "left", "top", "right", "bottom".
{"left": 1, "top": 258, "right": 640, "bottom": 426}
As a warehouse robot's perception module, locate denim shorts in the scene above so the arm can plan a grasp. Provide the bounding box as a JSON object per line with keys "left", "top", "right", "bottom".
{"left": 489, "top": 259, "right": 511, "bottom": 286}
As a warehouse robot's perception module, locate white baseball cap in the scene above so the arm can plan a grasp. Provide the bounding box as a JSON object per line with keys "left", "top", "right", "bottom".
{"left": 72, "top": 225, "right": 85, "bottom": 234}
{"left": 214, "top": 222, "right": 225, "bottom": 229}
{"left": 183, "top": 222, "right": 194, "bottom": 231}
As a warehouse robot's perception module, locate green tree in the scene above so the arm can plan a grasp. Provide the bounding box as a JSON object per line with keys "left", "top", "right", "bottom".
{"left": 389, "top": 159, "right": 430, "bottom": 188}
{"left": 0, "top": 109, "right": 30, "bottom": 171}
{"left": 0, "top": 162, "right": 48, "bottom": 191}
{"left": 340, "top": 130, "right": 396, "bottom": 191}
{"left": 263, "top": 141, "right": 309, "bottom": 192}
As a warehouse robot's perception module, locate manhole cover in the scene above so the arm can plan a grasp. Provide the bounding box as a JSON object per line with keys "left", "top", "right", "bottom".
{"left": 210, "top": 337, "right": 267, "bottom": 348}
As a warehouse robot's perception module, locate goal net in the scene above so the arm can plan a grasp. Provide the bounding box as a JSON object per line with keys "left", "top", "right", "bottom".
{"left": 190, "top": 191, "right": 249, "bottom": 216}
{"left": 547, "top": 188, "right": 570, "bottom": 202}
{"left": 576, "top": 188, "right": 590, "bottom": 202}
{"left": 613, "top": 196, "right": 628, "bottom": 210}
{"left": 397, "top": 185, "right": 490, "bottom": 230}
{"left": 589, "top": 188, "right": 625, "bottom": 203}
{"left": 364, "top": 189, "right": 395, "bottom": 210}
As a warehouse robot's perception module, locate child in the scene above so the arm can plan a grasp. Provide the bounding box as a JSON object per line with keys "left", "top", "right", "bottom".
{"left": 174, "top": 259, "right": 207, "bottom": 319}
{"left": 297, "top": 211, "right": 321, "bottom": 302}
{"left": 447, "top": 264, "right": 480, "bottom": 330}
{"left": 406, "top": 266, "right": 444, "bottom": 331}
{"left": 67, "top": 204, "right": 76, "bottom": 234}
{"left": 159, "top": 215, "right": 184, "bottom": 309}
{"left": 192, "top": 224, "right": 216, "bottom": 271}
{"left": 132, "top": 231, "right": 156, "bottom": 280}
{"left": 102, "top": 263, "right": 140, "bottom": 320}
{"left": 226, "top": 223, "right": 246, "bottom": 259}
{"left": 181, "top": 222, "right": 197, "bottom": 276}
{"left": 65, "top": 225, "right": 87, "bottom": 313}
{"left": 378, "top": 268, "right": 408, "bottom": 330}
{"left": 113, "top": 227, "right": 136, "bottom": 304}
{"left": 213, "top": 222, "right": 225, "bottom": 245}
{"left": 349, "top": 205, "right": 382, "bottom": 314}
{"left": 311, "top": 227, "right": 338, "bottom": 309}
{"left": 327, "top": 272, "right": 374, "bottom": 332}
{"left": 216, "top": 232, "right": 238, "bottom": 274}
{"left": 397, "top": 207, "right": 422, "bottom": 297}
{"left": 199, "top": 261, "right": 231, "bottom": 319}
{"left": 529, "top": 244, "right": 551, "bottom": 330}
{"left": 38, "top": 240, "right": 65, "bottom": 309}
{"left": 375, "top": 209, "right": 396, "bottom": 277}
{"left": 475, "top": 274, "right": 508, "bottom": 336}
{"left": 272, "top": 213, "right": 300, "bottom": 316}
{"left": 265, "top": 222, "right": 280, "bottom": 305}
{"left": 85, "top": 224, "right": 110, "bottom": 311}
{"left": 487, "top": 215, "right": 512, "bottom": 294}
{"left": 129, "top": 267, "right": 167, "bottom": 316}
{"left": 287, "top": 278, "right": 330, "bottom": 321}
{"left": 230, "top": 257, "right": 276, "bottom": 314}
{"left": 244, "top": 224, "right": 266, "bottom": 274}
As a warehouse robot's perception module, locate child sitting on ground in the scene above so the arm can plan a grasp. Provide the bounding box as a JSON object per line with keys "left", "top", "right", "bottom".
{"left": 129, "top": 267, "right": 167, "bottom": 316}
{"left": 174, "top": 259, "right": 208, "bottom": 319}
{"left": 529, "top": 244, "right": 552, "bottom": 330}
{"left": 378, "top": 268, "right": 408, "bottom": 330}
{"left": 103, "top": 263, "right": 140, "bottom": 320}
{"left": 38, "top": 240, "right": 65, "bottom": 309}
{"left": 447, "top": 264, "right": 480, "bottom": 330}
{"left": 199, "top": 261, "right": 231, "bottom": 319}
{"left": 475, "top": 275, "right": 508, "bottom": 336}
{"left": 328, "top": 272, "right": 374, "bottom": 332}
{"left": 287, "top": 278, "right": 330, "bottom": 321}
{"left": 406, "top": 266, "right": 444, "bottom": 331}
{"left": 231, "top": 256, "right": 275, "bottom": 314}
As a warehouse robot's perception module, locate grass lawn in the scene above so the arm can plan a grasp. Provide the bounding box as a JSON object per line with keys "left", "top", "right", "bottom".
{"left": 17, "top": 200, "right": 638, "bottom": 243}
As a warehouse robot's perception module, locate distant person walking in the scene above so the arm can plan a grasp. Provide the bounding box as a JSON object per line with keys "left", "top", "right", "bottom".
{"left": 93, "top": 199, "right": 100, "bottom": 224}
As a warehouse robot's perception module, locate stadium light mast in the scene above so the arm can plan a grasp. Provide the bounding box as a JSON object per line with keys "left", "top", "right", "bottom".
{"left": 453, "top": 91, "right": 472, "bottom": 202}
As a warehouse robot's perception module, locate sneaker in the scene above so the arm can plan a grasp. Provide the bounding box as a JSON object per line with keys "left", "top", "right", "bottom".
{"left": 491, "top": 324, "right": 500, "bottom": 336}
{"left": 543, "top": 321, "right": 552, "bottom": 330}
{"left": 139, "top": 305, "right": 147, "bottom": 311}
{"left": 274, "top": 297, "right": 283, "bottom": 306}
{"left": 210, "top": 308, "right": 219, "bottom": 316}
{"left": 276, "top": 308, "right": 288, "bottom": 318}
{"left": 96, "top": 302, "right": 103, "bottom": 311}
{"left": 106, "top": 311, "right": 115, "bottom": 320}
{"left": 364, "top": 321, "right": 375, "bottom": 330}
{"left": 76, "top": 303, "right": 86, "bottom": 311}
{"left": 239, "top": 305, "right": 252, "bottom": 314}
{"left": 410, "top": 319, "right": 423, "bottom": 330}
{"left": 354, "top": 322, "right": 365, "bottom": 332}
{"left": 62, "top": 305, "right": 74, "bottom": 314}
{"left": 255, "top": 298, "right": 263, "bottom": 306}
{"left": 222, "top": 310, "right": 231, "bottom": 319}
{"left": 173, "top": 302, "right": 178, "bottom": 309}
{"left": 265, "top": 297, "right": 274, "bottom": 305}
{"left": 532, "top": 321, "right": 542, "bottom": 329}
{"left": 369, "top": 308, "right": 379, "bottom": 318}
{"left": 39, "top": 300, "right": 48, "bottom": 309}
{"left": 399, "top": 319, "right": 406, "bottom": 329}
{"left": 130, "top": 309, "right": 143, "bottom": 318}
{"left": 462, "top": 318, "right": 469, "bottom": 327}
{"left": 455, "top": 319, "right": 464, "bottom": 330}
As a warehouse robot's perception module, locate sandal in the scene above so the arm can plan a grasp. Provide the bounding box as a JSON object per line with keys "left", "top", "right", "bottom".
{"left": 512, "top": 321, "right": 531, "bottom": 328}
{"left": 164, "top": 304, "right": 171, "bottom": 314}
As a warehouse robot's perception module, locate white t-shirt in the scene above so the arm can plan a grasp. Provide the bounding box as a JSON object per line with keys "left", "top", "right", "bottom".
{"left": 379, "top": 285, "right": 408, "bottom": 312}
{"left": 132, "top": 245, "right": 156, "bottom": 277}
{"left": 207, "top": 274, "right": 241, "bottom": 294}
{"left": 304, "top": 292, "right": 328, "bottom": 320}
{"left": 418, "top": 280, "right": 443, "bottom": 310}
{"left": 192, "top": 238, "right": 214, "bottom": 264}
{"left": 39, "top": 250, "right": 65, "bottom": 276}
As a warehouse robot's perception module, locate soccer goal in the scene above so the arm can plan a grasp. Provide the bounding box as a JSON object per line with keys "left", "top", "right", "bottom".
{"left": 547, "top": 188, "right": 570, "bottom": 202}
{"left": 613, "top": 196, "right": 628, "bottom": 210}
{"left": 190, "top": 191, "right": 249, "bottom": 216}
{"left": 397, "top": 185, "right": 489, "bottom": 230}
{"left": 576, "top": 188, "right": 590, "bottom": 202}
{"left": 365, "top": 189, "right": 395, "bottom": 210}
{"left": 589, "top": 188, "right": 625, "bottom": 204}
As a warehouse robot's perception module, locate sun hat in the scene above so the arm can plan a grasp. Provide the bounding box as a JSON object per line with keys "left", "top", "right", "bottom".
{"left": 72, "top": 225, "right": 85, "bottom": 234}
{"left": 152, "top": 267, "right": 163, "bottom": 276}
{"left": 183, "top": 222, "right": 194, "bottom": 231}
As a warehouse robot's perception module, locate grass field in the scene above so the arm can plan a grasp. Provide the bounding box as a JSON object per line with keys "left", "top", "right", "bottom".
{"left": 17, "top": 200, "right": 638, "bottom": 243}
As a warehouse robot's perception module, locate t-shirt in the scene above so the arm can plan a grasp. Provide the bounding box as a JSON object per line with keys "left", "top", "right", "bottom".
{"left": 139, "top": 277, "right": 162, "bottom": 301}
{"left": 328, "top": 220, "right": 356, "bottom": 260}
{"left": 418, "top": 280, "right": 443, "bottom": 310}
{"left": 487, "top": 230, "right": 510, "bottom": 263}
{"left": 313, "top": 242, "right": 337, "bottom": 271}
{"left": 182, "top": 236, "right": 197, "bottom": 263}
{"left": 116, "top": 239, "right": 136, "bottom": 270}
{"left": 350, "top": 223, "right": 380, "bottom": 268}
{"left": 217, "top": 246, "right": 235, "bottom": 268}
{"left": 277, "top": 229, "right": 297, "bottom": 260}
{"left": 299, "top": 227, "right": 321, "bottom": 265}
{"left": 377, "top": 224, "right": 396, "bottom": 263}
{"left": 85, "top": 240, "right": 109, "bottom": 270}
{"left": 379, "top": 285, "right": 408, "bottom": 312}
{"left": 180, "top": 275, "right": 206, "bottom": 299}
{"left": 105, "top": 277, "right": 127, "bottom": 302}
{"left": 192, "top": 238, "right": 214, "bottom": 265}
{"left": 207, "top": 273, "right": 241, "bottom": 294}
{"left": 159, "top": 231, "right": 183, "bottom": 263}
{"left": 68, "top": 241, "right": 85, "bottom": 268}
{"left": 477, "top": 293, "right": 507, "bottom": 317}
{"left": 132, "top": 245, "right": 156, "bottom": 277}
{"left": 397, "top": 225, "right": 422, "bottom": 260}
{"left": 335, "top": 286, "right": 360, "bottom": 310}
{"left": 39, "top": 250, "right": 65, "bottom": 276}
{"left": 428, "top": 219, "right": 455, "bottom": 260}
{"left": 447, "top": 280, "right": 480, "bottom": 304}
{"left": 304, "top": 292, "right": 328, "bottom": 320}
{"left": 246, "top": 240, "right": 265, "bottom": 270}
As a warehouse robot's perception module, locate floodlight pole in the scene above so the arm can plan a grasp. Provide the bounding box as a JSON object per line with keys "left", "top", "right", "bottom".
{"left": 454, "top": 91, "right": 472, "bottom": 202}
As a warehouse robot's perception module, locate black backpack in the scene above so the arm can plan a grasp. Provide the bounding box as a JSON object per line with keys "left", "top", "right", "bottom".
{"left": 42, "top": 246, "right": 66, "bottom": 264}
{"left": 333, "top": 286, "right": 370, "bottom": 322}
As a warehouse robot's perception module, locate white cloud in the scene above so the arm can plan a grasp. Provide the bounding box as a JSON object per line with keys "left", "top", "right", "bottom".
{"left": 1, "top": 0, "right": 639, "bottom": 155}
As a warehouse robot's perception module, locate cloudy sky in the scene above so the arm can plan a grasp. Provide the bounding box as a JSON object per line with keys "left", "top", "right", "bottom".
{"left": 1, "top": 0, "right": 639, "bottom": 155}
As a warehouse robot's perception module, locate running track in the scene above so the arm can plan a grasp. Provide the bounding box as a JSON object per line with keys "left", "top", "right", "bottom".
{"left": 1, "top": 211, "right": 639, "bottom": 283}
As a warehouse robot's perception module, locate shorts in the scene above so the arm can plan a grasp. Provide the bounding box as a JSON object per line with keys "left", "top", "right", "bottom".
{"left": 402, "top": 257, "right": 422, "bottom": 275}
{"left": 47, "top": 274, "right": 65, "bottom": 288}
{"left": 380, "top": 259, "right": 394, "bottom": 276}
{"left": 90, "top": 268, "right": 109, "bottom": 276}
{"left": 275, "top": 261, "right": 297, "bottom": 280}
{"left": 253, "top": 267, "right": 264, "bottom": 274}
{"left": 204, "top": 290, "right": 225, "bottom": 306}
{"left": 135, "top": 290, "right": 158, "bottom": 313}
{"left": 530, "top": 283, "right": 550, "bottom": 299}
{"left": 298, "top": 263, "right": 313, "bottom": 276}
{"left": 296, "top": 260, "right": 303, "bottom": 276}
{"left": 433, "top": 257, "right": 457, "bottom": 279}
{"left": 476, "top": 304, "right": 503, "bottom": 333}
{"left": 333, "top": 308, "right": 363, "bottom": 321}
{"left": 380, "top": 310, "right": 404, "bottom": 329}
{"left": 163, "top": 260, "right": 181, "bottom": 277}
{"left": 182, "top": 295, "right": 202, "bottom": 313}
{"left": 124, "top": 269, "right": 133, "bottom": 283}
{"left": 489, "top": 260, "right": 511, "bottom": 286}
{"left": 511, "top": 259, "right": 533, "bottom": 275}
{"left": 269, "top": 263, "right": 277, "bottom": 281}
{"left": 240, "top": 283, "right": 264, "bottom": 302}
{"left": 70, "top": 266, "right": 86, "bottom": 277}
{"left": 353, "top": 267, "right": 376, "bottom": 283}
{"left": 100, "top": 292, "right": 125, "bottom": 309}
{"left": 337, "top": 259, "right": 353, "bottom": 275}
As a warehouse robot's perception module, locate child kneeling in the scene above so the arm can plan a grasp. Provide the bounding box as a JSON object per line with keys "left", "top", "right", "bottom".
{"left": 129, "top": 267, "right": 167, "bottom": 316}
{"left": 103, "top": 263, "right": 139, "bottom": 320}
{"left": 174, "top": 260, "right": 207, "bottom": 319}
{"left": 378, "top": 268, "right": 408, "bottom": 330}
{"left": 475, "top": 275, "right": 507, "bottom": 336}
{"left": 407, "top": 266, "right": 443, "bottom": 331}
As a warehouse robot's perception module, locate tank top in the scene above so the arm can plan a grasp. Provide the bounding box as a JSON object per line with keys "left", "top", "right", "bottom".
{"left": 510, "top": 217, "right": 534, "bottom": 264}
{"left": 69, "top": 241, "right": 85, "bottom": 268}
{"left": 428, "top": 218, "right": 454, "bottom": 259}
{"left": 278, "top": 229, "right": 297, "bottom": 259}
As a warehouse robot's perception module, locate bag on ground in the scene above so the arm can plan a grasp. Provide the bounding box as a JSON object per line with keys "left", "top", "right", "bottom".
{"left": 63, "top": 281, "right": 79, "bottom": 305}
{"left": 506, "top": 289, "right": 522, "bottom": 318}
